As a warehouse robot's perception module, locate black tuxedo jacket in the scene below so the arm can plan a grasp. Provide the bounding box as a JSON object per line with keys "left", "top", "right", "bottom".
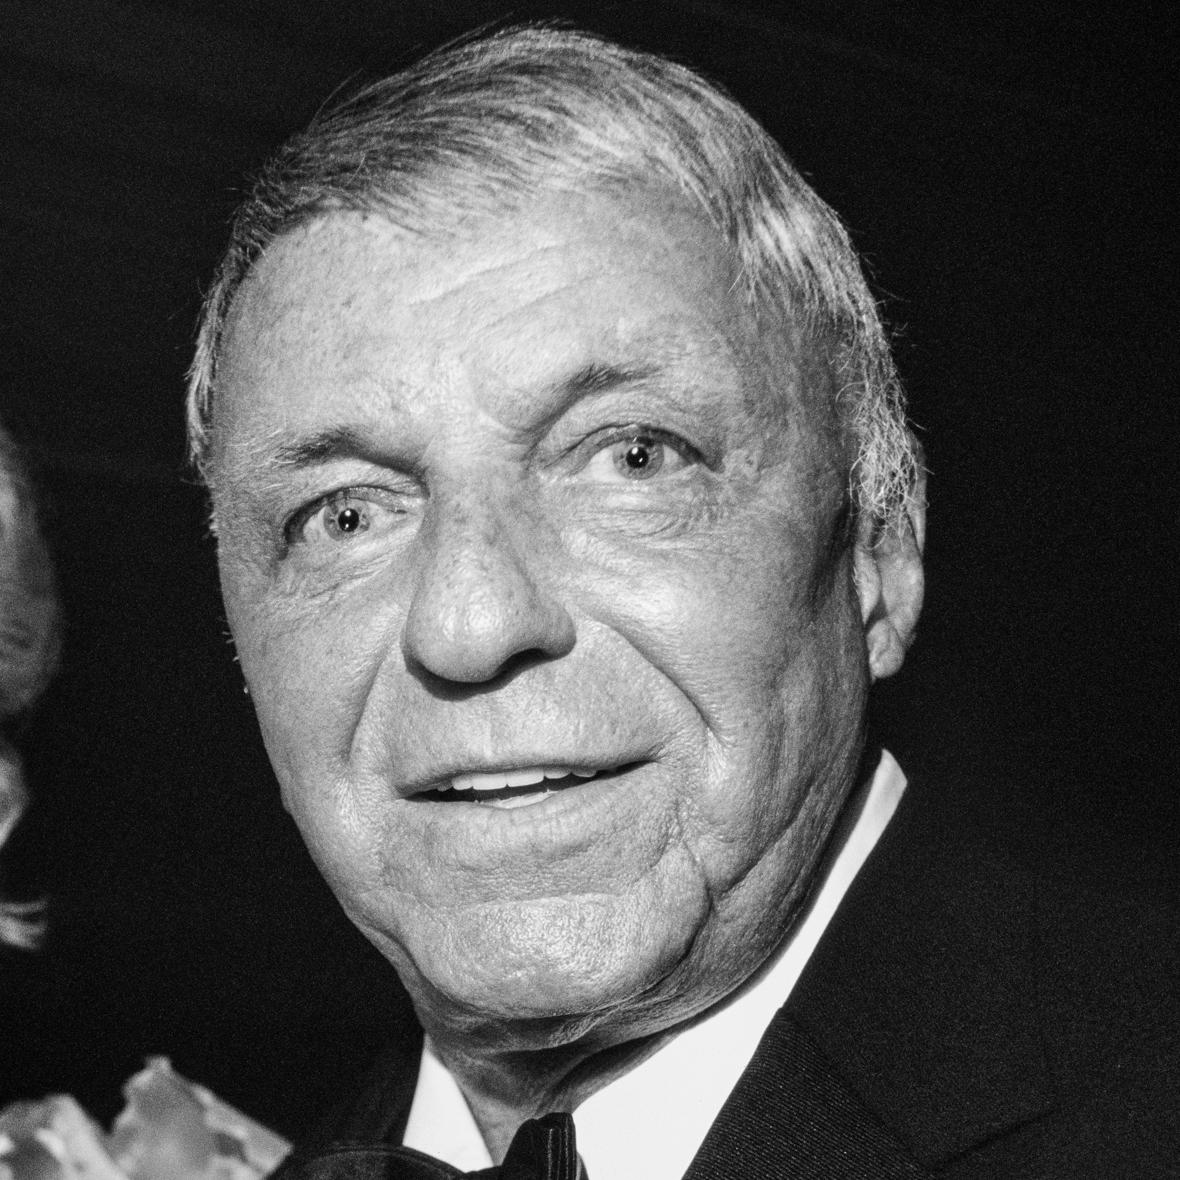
{"left": 275, "top": 766, "right": 1179, "bottom": 1178}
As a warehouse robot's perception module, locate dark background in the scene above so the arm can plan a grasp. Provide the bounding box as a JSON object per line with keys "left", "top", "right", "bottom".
{"left": 1, "top": 0, "right": 1175, "bottom": 1139}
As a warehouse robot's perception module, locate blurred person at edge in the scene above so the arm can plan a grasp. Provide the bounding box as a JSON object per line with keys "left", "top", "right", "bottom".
{"left": 0, "top": 424, "right": 59, "bottom": 952}
{"left": 186, "top": 25, "right": 1178, "bottom": 1180}
{"left": 0, "top": 429, "right": 290, "bottom": 1180}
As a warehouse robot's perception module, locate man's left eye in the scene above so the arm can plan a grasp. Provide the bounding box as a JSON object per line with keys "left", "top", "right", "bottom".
{"left": 584, "top": 431, "right": 695, "bottom": 482}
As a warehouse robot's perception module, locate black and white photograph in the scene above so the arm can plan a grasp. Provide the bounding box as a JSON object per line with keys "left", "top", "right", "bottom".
{"left": 1, "top": 4, "right": 1175, "bottom": 1177}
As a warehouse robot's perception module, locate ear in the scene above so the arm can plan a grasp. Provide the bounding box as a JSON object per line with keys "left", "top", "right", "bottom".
{"left": 852, "top": 457, "right": 926, "bottom": 682}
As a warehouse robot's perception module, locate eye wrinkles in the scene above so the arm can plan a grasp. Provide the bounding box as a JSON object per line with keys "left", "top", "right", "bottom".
{"left": 213, "top": 338, "right": 773, "bottom": 584}
{"left": 263, "top": 362, "right": 663, "bottom": 473}
{"left": 221, "top": 357, "right": 708, "bottom": 486}
{"left": 280, "top": 421, "right": 705, "bottom": 556}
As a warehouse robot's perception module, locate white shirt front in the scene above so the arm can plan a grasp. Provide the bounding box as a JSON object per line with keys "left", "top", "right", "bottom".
{"left": 403, "top": 750, "right": 907, "bottom": 1179}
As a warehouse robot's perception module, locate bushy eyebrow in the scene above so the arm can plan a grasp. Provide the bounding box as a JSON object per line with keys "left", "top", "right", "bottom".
{"left": 270, "top": 424, "right": 373, "bottom": 470}
{"left": 525, "top": 361, "right": 661, "bottom": 430}
{"left": 551, "top": 362, "right": 657, "bottom": 399}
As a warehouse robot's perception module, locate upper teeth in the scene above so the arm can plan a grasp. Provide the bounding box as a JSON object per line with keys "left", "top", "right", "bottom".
{"left": 445, "top": 766, "right": 598, "bottom": 792}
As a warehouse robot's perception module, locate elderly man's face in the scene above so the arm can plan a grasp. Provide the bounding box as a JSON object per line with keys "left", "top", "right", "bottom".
{"left": 212, "top": 187, "right": 904, "bottom": 1044}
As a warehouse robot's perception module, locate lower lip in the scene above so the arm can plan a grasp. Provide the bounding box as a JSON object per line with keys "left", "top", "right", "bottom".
{"left": 482, "top": 789, "right": 556, "bottom": 810}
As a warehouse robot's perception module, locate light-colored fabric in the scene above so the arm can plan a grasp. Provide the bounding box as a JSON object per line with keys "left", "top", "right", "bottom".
{"left": 403, "top": 1047, "right": 496, "bottom": 1172}
{"left": 403, "top": 750, "right": 907, "bottom": 1178}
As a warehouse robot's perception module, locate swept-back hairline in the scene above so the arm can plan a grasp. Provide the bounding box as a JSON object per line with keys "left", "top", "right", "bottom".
{"left": 187, "top": 24, "right": 918, "bottom": 529}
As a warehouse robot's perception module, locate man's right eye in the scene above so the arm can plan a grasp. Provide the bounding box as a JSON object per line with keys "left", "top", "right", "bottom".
{"left": 286, "top": 489, "right": 407, "bottom": 547}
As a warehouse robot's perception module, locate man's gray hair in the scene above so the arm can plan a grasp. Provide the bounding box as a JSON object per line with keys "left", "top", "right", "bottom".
{"left": 187, "top": 24, "right": 918, "bottom": 526}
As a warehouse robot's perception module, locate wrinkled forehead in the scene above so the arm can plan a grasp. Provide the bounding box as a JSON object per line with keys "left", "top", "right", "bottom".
{"left": 213, "top": 185, "right": 841, "bottom": 469}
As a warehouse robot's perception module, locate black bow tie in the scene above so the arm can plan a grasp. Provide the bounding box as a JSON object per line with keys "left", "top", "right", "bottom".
{"left": 273, "top": 1112, "right": 584, "bottom": 1180}
{"left": 471, "top": 1113, "right": 583, "bottom": 1180}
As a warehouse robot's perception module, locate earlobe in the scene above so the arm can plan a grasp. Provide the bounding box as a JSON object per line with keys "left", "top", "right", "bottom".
{"left": 854, "top": 467, "right": 926, "bottom": 683}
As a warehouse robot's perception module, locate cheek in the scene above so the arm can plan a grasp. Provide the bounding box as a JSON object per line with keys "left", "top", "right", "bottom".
{"left": 219, "top": 574, "right": 459, "bottom": 912}
{"left": 223, "top": 574, "right": 405, "bottom": 837}
{"left": 574, "top": 517, "right": 842, "bottom": 737}
{"left": 586, "top": 532, "right": 862, "bottom": 865}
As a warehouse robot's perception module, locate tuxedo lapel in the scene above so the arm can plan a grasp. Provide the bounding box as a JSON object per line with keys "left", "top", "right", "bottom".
{"left": 683, "top": 1011, "right": 932, "bottom": 1179}
{"left": 684, "top": 771, "right": 1056, "bottom": 1178}
{"left": 781, "top": 771, "right": 1055, "bottom": 1170}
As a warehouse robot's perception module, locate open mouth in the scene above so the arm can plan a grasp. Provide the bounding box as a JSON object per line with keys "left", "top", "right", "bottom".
{"left": 413, "top": 764, "right": 637, "bottom": 809}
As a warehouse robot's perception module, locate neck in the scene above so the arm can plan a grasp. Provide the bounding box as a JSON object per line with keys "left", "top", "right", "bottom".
{"left": 425, "top": 1020, "right": 674, "bottom": 1162}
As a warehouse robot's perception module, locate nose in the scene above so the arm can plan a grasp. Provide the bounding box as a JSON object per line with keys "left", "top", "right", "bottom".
{"left": 401, "top": 491, "right": 576, "bottom": 684}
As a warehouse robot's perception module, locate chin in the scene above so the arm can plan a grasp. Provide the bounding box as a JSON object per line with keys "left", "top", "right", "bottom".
{"left": 392, "top": 899, "right": 697, "bottom": 1040}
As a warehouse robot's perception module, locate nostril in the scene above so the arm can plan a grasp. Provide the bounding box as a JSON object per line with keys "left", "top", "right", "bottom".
{"left": 401, "top": 546, "right": 575, "bottom": 686}
{"left": 406, "top": 645, "right": 567, "bottom": 698}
